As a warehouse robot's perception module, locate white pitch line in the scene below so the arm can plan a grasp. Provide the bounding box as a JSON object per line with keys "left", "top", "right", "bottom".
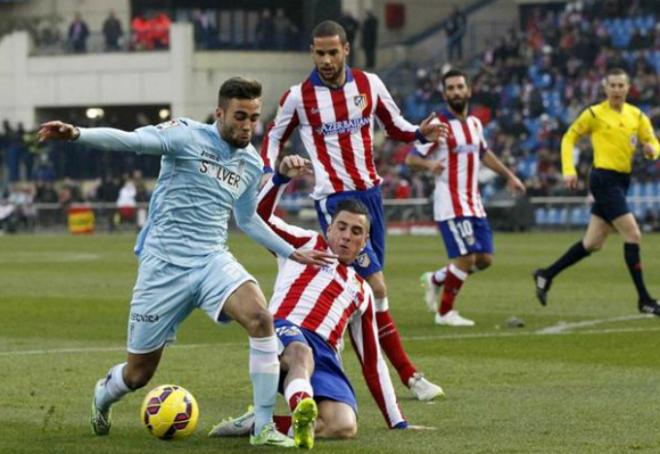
{"left": 1, "top": 322, "right": 660, "bottom": 358}
{"left": 535, "top": 314, "right": 653, "bottom": 335}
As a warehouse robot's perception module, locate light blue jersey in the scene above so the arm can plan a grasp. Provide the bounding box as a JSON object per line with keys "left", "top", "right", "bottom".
{"left": 78, "top": 118, "right": 294, "bottom": 267}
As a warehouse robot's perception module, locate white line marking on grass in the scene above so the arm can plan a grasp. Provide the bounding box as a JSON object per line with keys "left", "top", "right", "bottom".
{"left": 535, "top": 314, "right": 653, "bottom": 334}
{"left": 1, "top": 322, "right": 659, "bottom": 357}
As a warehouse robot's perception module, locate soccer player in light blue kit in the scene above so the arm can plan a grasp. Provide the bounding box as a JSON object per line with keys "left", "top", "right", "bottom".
{"left": 37, "top": 77, "right": 334, "bottom": 447}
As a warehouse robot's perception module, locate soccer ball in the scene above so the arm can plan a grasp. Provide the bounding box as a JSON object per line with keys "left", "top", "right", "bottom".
{"left": 140, "top": 384, "right": 199, "bottom": 440}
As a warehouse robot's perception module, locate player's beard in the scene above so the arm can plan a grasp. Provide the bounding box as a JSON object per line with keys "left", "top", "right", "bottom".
{"left": 447, "top": 96, "right": 468, "bottom": 115}
{"left": 319, "top": 63, "right": 344, "bottom": 86}
{"left": 221, "top": 124, "right": 251, "bottom": 148}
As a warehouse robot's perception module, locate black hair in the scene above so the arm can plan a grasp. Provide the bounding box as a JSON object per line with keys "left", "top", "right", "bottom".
{"left": 331, "top": 199, "right": 371, "bottom": 228}
{"left": 218, "top": 77, "right": 262, "bottom": 108}
{"left": 441, "top": 68, "right": 470, "bottom": 89}
{"left": 311, "top": 20, "right": 347, "bottom": 45}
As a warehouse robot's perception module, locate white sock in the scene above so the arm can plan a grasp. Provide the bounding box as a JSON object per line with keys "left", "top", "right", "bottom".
{"left": 375, "top": 297, "right": 389, "bottom": 312}
{"left": 284, "top": 378, "right": 313, "bottom": 412}
{"left": 433, "top": 266, "right": 448, "bottom": 285}
{"left": 94, "top": 362, "right": 131, "bottom": 412}
{"left": 249, "top": 336, "right": 280, "bottom": 435}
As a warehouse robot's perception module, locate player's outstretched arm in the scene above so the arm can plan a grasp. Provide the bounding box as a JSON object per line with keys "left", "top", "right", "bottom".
{"left": 405, "top": 150, "right": 444, "bottom": 175}
{"left": 38, "top": 120, "right": 170, "bottom": 155}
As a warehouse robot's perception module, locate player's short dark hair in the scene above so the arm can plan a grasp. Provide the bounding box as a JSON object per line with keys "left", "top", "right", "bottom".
{"left": 312, "top": 20, "right": 347, "bottom": 45}
{"left": 218, "top": 77, "right": 262, "bottom": 108}
{"left": 331, "top": 199, "right": 371, "bottom": 229}
{"left": 441, "top": 68, "right": 470, "bottom": 89}
{"left": 604, "top": 67, "right": 629, "bottom": 82}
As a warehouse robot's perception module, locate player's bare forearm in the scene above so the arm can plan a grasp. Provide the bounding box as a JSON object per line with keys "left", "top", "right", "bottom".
{"left": 406, "top": 153, "right": 443, "bottom": 175}
{"left": 482, "top": 150, "right": 525, "bottom": 193}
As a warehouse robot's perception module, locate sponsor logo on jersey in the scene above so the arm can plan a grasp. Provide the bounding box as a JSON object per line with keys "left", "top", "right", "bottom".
{"left": 454, "top": 143, "right": 480, "bottom": 154}
{"left": 130, "top": 312, "right": 160, "bottom": 323}
{"left": 199, "top": 161, "right": 242, "bottom": 188}
{"left": 316, "top": 117, "right": 370, "bottom": 136}
{"left": 155, "top": 119, "right": 180, "bottom": 130}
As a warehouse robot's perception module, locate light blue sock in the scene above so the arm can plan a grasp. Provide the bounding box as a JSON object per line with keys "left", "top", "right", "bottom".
{"left": 249, "top": 336, "right": 280, "bottom": 435}
{"left": 94, "top": 362, "right": 131, "bottom": 412}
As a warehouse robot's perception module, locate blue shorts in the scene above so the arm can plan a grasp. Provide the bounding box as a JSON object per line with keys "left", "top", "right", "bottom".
{"left": 589, "top": 168, "right": 631, "bottom": 223}
{"left": 127, "top": 251, "right": 255, "bottom": 354}
{"left": 315, "top": 186, "right": 385, "bottom": 278}
{"left": 438, "top": 216, "right": 494, "bottom": 259}
{"left": 274, "top": 319, "right": 357, "bottom": 414}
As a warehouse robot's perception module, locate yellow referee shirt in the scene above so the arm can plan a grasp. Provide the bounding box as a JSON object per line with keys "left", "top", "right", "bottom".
{"left": 561, "top": 100, "right": 660, "bottom": 176}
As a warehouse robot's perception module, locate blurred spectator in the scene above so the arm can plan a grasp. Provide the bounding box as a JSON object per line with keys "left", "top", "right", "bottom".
{"left": 193, "top": 9, "right": 217, "bottom": 49}
{"left": 68, "top": 13, "right": 89, "bottom": 53}
{"left": 103, "top": 11, "right": 123, "bottom": 51}
{"left": 361, "top": 11, "right": 378, "bottom": 69}
{"left": 273, "top": 9, "right": 296, "bottom": 51}
{"left": 115, "top": 175, "right": 136, "bottom": 228}
{"left": 339, "top": 11, "right": 360, "bottom": 66}
{"left": 255, "top": 9, "right": 275, "bottom": 50}
{"left": 151, "top": 12, "right": 171, "bottom": 49}
{"left": 445, "top": 6, "right": 467, "bottom": 62}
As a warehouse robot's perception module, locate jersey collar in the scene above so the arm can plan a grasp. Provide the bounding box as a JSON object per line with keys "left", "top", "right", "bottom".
{"left": 309, "top": 65, "right": 354, "bottom": 88}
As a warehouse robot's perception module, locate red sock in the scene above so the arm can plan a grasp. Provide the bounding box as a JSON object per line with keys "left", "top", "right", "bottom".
{"left": 287, "top": 391, "right": 311, "bottom": 412}
{"left": 273, "top": 415, "right": 292, "bottom": 434}
{"left": 439, "top": 265, "right": 467, "bottom": 315}
{"left": 375, "top": 310, "right": 417, "bottom": 384}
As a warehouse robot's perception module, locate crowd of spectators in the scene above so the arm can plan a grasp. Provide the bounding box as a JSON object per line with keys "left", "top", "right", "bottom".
{"left": 395, "top": 0, "right": 659, "bottom": 201}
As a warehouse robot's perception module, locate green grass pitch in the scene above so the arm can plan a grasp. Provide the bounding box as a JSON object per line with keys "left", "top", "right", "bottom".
{"left": 1, "top": 232, "right": 658, "bottom": 453}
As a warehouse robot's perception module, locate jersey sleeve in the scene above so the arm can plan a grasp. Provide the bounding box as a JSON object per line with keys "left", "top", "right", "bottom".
{"left": 256, "top": 172, "right": 317, "bottom": 249}
{"left": 638, "top": 112, "right": 660, "bottom": 159}
{"left": 233, "top": 171, "right": 296, "bottom": 259}
{"left": 347, "top": 285, "right": 406, "bottom": 429}
{"left": 561, "top": 108, "right": 593, "bottom": 176}
{"left": 260, "top": 89, "right": 300, "bottom": 172}
{"left": 372, "top": 75, "right": 421, "bottom": 143}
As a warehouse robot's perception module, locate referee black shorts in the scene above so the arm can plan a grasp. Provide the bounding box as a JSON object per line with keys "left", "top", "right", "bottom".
{"left": 588, "top": 168, "right": 631, "bottom": 223}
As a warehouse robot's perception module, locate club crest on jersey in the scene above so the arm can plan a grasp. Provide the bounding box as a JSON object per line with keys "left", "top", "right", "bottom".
{"left": 353, "top": 94, "right": 367, "bottom": 109}
{"left": 355, "top": 252, "right": 371, "bottom": 268}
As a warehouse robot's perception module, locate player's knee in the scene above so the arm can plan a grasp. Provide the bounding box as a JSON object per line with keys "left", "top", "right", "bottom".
{"left": 287, "top": 342, "right": 312, "bottom": 363}
{"left": 476, "top": 255, "right": 492, "bottom": 270}
{"left": 246, "top": 307, "right": 273, "bottom": 337}
{"left": 625, "top": 229, "right": 641, "bottom": 244}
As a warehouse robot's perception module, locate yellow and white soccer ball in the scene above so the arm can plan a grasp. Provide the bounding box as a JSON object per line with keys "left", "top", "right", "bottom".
{"left": 140, "top": 384, "right": 199, "bottom": 440}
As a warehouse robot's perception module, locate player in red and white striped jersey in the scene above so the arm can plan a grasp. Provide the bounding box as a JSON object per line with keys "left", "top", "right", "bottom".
{"left": 261, "top": 20, "right": 445, "bottom": 401}
{"left": 210, "top": 155, "right": 423, "bottom": 446}
{"left": 407, "top": 69, "right": 525, "bottom": 326}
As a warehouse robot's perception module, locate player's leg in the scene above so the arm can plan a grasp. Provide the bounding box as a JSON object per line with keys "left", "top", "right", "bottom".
{"left": 534, "top": 214, "right": 611, "bottom": 306}
{"left": 92, "top": 252, "right": 191, "bottom": 436}
{"left": 315, "top": 400, "right": 357, "bottom": 439}
{"left": 610, "top": 213, "right": 659, "bottom": 313}
{"left": 220, "top": 282, "right": 293, "bottom": 446}
{"left": 280, "top": 340, "right": 317, "bottom": 448}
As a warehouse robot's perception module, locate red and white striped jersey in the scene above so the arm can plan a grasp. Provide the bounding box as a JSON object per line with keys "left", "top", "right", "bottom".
{"left": 414, "top": 110, "right": 488, "bottom": 221}
{"left": 261, "top": 67, "right": 422, "bottom": 200}
{"left": 257, "top": 173, "right": 405, "bottom": 428}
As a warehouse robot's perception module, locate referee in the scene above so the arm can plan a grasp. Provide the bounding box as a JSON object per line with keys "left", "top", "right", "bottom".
{"left": 534, "top": 67, "right": 660, "bottom": 315}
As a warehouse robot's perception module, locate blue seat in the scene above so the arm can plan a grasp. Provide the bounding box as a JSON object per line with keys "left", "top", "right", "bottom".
{"left": 535, "top": 207, "right": 547, "bottom": 225}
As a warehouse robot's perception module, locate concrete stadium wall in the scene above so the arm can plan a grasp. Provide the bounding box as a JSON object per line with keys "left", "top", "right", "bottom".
{"left": 0, "top": 23, "right": 311, "bottom": 128}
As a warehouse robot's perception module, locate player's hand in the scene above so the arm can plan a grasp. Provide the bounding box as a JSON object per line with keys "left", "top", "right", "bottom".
{"left": 507, "top": 175, "right": 526, "bottom": 194}
{"left": 642, "top": 143, "right": 658, "bottom": 160}
{"left": 419, "top": 114, "right": 448, "bottom": 143}
{"left": 38, "top": 121, "right": 79, "bottom": 142}
{"left": 279, "top": 155, "right": 312, "bottom": 179}
{"left": 289, "top": 249, "right": 337, "bottom": 266}
{"left": 563, "top": 175, "right": 578, "bottom": 190}
{"left": 428, "top": 160, "right": 444, "bottom": 176}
